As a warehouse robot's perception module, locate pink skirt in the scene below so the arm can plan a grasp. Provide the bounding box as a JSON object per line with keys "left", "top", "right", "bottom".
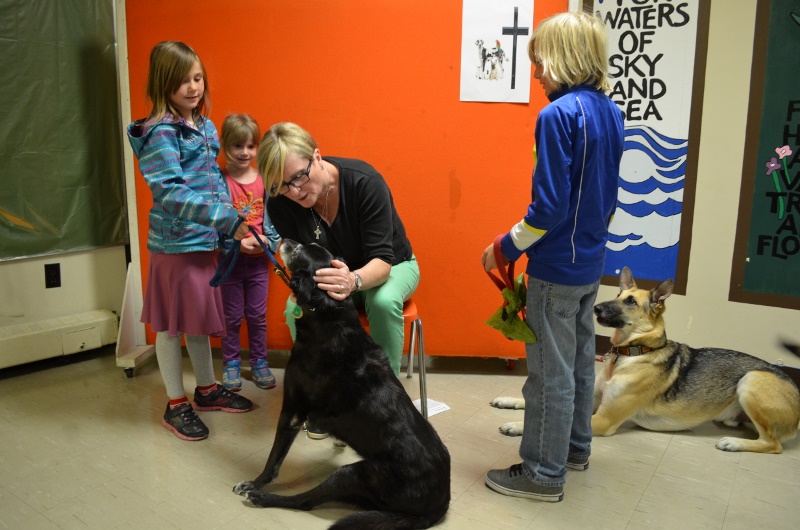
{"left": 142, "top": 252, "right": 226, "bottom": 338}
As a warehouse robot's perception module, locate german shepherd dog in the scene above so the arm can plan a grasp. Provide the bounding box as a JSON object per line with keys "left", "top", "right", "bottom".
{"left": 233, "top": 240, "right": 450, "bottom": 529}
{"left": 492, "top": 267, "right": 800, "bottom": 454}
{"left": 592, "top": 267, "right": 800, "bottom": 453}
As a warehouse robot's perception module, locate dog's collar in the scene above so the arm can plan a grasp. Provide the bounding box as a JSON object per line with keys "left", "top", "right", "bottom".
{"left": 290, "top": 305, "right": 315, "bottom": 319}
{"left": 611, "top": 345, "right": 652, "bottom": 356}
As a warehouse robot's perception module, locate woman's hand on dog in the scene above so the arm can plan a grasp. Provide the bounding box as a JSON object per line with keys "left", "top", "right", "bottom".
{"left": 314, "top": 259, "right": 353, "bottom": 300}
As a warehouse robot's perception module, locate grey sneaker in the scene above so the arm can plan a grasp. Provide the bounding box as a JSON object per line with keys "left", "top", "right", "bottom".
{"left": 485, "top": 463, "right": 564, "bottom": 502}
{"left": 566, "top": 454, "right": 589, "bottom": 471}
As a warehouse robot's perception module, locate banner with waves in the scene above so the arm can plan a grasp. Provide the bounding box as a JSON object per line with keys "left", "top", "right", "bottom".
{"left": 594, "top": 0, "right": 700, "bottom": 282}
{"left": 605, "top": 125, "right": 686, "bottom": 280}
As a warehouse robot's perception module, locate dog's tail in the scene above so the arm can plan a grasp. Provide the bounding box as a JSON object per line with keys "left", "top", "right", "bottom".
{"left": 782, "top": 341, "right": 800, "bottom": 359}
{"left": 329, "top": 509, "right": 445, "bottom": 530}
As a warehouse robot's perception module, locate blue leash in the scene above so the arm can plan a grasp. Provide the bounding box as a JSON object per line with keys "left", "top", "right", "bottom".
{"left": 210, "top": 218, "right": 290, "bottom": 288}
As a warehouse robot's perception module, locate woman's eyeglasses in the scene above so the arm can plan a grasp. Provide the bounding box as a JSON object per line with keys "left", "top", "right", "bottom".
{"left": 273, "top": 158, "right": 312, "bottom": 195}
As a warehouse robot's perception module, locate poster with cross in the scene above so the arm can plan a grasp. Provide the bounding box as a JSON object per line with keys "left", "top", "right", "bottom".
{"left": 460, "top": 0, "right": 533, "bottom": 103}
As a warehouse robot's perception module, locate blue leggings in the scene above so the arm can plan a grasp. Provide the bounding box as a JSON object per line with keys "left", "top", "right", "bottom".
{"left": 284, "top": 257, "right": 419, "bottom": 376}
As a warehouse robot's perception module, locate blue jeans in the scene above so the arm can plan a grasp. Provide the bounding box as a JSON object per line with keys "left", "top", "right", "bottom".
{"left": 519, "top": 277, "right": 600, "bottom": 487}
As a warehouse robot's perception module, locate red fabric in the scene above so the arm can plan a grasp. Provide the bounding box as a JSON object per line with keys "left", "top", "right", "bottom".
{"left": 196, "top": 383, "right": 217, "bottom": 395}
{"left": 168, "top": 396, "right": 189, "bottom": 408}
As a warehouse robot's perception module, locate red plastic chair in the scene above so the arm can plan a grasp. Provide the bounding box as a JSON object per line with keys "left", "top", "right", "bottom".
{"left": 358, "top": 299, "right": 428, "bottom": 418}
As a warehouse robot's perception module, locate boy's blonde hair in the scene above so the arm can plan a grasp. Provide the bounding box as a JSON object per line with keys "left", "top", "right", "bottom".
{"left": 221, "top": 114, "right": 260, "bottom": 165}
{"left": 258, "top": 122, "right": 318, "bottom": 197}
{"left": 146, "top": 41, "right": 211, "bottom": 123}
{"left": 528, "top": 11, "right": 610, "bottom": 92}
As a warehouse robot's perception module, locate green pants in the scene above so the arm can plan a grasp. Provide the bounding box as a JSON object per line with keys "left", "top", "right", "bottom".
{"left": 284, "top": 256, "right": 419, "bottom": 376}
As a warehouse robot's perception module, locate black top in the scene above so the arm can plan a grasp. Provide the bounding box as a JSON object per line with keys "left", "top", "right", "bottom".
{"left": 267, "top": 157, "right": 413, "bottom": 270}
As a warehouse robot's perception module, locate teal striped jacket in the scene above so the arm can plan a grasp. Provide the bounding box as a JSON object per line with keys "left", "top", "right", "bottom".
{"left": 127, "top": 114, "right": 239, "bottom": 254}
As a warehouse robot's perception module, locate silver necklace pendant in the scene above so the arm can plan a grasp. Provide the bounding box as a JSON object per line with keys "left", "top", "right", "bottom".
{"left": 311, "top": 183, "right": 332, "bottom": 241}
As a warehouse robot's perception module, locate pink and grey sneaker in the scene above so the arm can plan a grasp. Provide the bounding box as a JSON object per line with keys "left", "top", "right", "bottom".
{"left": 194, "top": 384, "right": 253, "bottom": 413}
{"left": 162, "top": 402, "right": 209, "bottom": 441}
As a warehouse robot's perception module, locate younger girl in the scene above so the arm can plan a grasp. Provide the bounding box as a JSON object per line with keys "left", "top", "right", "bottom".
{"left": 127, "top": 41, "right": 254, "bottom": 441}
{"left": 219, "top": 114, "right": 281, "bottom": 391}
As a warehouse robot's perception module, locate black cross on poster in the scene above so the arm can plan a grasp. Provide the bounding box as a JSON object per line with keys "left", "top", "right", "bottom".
{"left": 502, "top": 7, "right": 530, "bottom": 90}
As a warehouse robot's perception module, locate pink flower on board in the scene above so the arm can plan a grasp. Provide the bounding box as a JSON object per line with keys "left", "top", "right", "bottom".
{"left": 775, "top": 145, "right": 793, "bottom": 159}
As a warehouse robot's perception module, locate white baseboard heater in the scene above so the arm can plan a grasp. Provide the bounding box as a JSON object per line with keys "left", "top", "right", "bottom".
{"left": 0, "top": 309, "right": 118, "bottom": 370}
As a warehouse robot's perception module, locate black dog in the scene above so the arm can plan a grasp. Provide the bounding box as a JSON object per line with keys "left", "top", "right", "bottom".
{"left": 233, "top": 240, "right": 450, "bottom": 529}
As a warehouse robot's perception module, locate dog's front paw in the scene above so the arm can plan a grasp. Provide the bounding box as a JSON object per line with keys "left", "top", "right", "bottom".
{"left": 244, "top": 489, "right": 272, "bottom": 507}
{"left": 491, "top": 397, "right": 525, "bottom": 410}
{"left": 233, "top": 481, "right": 257, "bottom": 495}
{"left": 716, "top": 437, "right": 742, "bottom": 452}
{"left": 499, "top": 421, "right": 524, "bottom": 436}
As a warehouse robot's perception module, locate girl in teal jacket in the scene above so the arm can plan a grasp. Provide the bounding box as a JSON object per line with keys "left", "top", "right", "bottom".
{"left": 127, "top": 41, "right": 253, "bottom": 442}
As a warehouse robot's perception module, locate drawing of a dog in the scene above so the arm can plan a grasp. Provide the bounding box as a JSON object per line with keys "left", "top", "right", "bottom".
{"left": 491, "top": 267, "right": 800, "bottom": 453}
{"left": 233, "top": 240, "right": 450, "bottom": 528}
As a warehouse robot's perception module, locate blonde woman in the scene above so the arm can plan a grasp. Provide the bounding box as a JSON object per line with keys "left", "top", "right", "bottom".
{"left": 258, "top": 122, "right": 419, "bottom": 439}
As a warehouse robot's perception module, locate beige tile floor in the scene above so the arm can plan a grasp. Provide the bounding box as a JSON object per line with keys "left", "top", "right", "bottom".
{"left": 1, "top": 346, "right": 799, "bottom": 529}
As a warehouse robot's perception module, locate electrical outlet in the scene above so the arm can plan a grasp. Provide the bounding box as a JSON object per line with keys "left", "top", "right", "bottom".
{"left": 45, "top": 263, "right": 61, "bottom": 288}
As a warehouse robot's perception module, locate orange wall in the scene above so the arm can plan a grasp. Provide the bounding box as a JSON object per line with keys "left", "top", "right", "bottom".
{"left": 126, "top": 0, "right": 566, "bottom": 357}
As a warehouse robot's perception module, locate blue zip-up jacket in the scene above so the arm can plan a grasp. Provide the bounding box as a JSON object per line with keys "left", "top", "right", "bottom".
{"left": 127, "top": 114, "right": 239, "bottom": 254}
{"left": 501, "top": 84, "right": 624, "bottom": 285}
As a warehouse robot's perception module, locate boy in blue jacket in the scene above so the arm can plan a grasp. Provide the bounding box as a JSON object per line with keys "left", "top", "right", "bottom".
{"left": 482, "top": 12, "right": 624, "bottom": 502}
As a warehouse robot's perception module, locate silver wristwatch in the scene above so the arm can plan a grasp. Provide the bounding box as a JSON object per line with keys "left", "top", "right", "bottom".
{"left": 353, "top": 271, "right": 363, "bottom": 292}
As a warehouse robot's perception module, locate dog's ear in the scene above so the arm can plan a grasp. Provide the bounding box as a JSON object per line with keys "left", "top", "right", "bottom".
{"left": 290, "top": 269, "right": 316, "bottom": 308}
{"left": 620, "top": 266, "right": 637, "bottom": 291}
{"left": 650, "top": 279, "right": 673, "bottom": 307}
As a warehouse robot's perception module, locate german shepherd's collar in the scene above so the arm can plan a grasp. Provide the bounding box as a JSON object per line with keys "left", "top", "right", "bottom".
{"left": 610, "top": 344, "right": 654, "bottom": 357}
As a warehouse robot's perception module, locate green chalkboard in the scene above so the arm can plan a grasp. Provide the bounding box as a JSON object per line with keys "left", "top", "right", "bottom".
{"left": 732, "top": 0, "right": 800, "bottom": 309}
{"left": 0, "top": 0, "right": 128, "bottom": 261}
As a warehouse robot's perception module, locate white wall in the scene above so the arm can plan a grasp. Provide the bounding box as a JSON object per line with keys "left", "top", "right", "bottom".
{"left": 0, "top": 247, "right": 128, "bottom": 329}
{"left": 596, "top": 0, "right": 800, "bottom": 368}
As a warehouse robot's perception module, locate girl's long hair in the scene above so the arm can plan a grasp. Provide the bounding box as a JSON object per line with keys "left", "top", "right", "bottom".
{"left": 145, "top": 41, "right": 211, "bottom": 124}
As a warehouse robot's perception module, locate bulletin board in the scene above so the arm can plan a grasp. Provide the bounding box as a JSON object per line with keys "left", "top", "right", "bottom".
{"left": 124, "top": 0, "right": 568, "bottom": 358}
{"left": 730, "top": 0, "right": 800, "bottom": 310}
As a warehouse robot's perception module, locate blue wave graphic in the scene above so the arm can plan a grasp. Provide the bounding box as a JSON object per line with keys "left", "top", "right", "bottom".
{"left": 622, "top": 198, "right": 683, "bottom": 218}
{"left": 605, "top": 125, "right": 687, "bottom": 281}
{"left": 605, "top": 243, "right": 680, "bottom": 282}
{"left": 608, "top": 232, "right": 642, "bottom": 244}
{"left": 619, "top": 178, "right": 685, "bottom": 195}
